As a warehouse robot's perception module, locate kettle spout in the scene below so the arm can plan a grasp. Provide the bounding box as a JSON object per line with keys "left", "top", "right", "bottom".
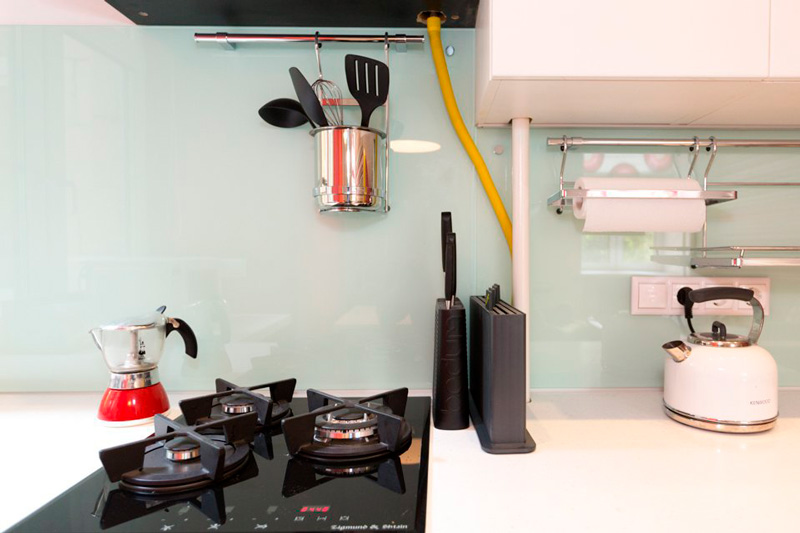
{"left": 89, "top": 328, "right": 103, "bottom": 351}
{"left": 662, "top": 340, "right": 691, "bottom": 363}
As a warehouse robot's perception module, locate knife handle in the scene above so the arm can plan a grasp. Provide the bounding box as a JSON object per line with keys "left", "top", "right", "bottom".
{"left": 444, "top": 233, "right": 456, "bottom": 302}
{"left": 441, "top": 212, "right": 452, "bottom": 271}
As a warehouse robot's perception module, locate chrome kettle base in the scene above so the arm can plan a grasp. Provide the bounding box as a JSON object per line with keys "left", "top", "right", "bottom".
{"left": 663, "top": 403, "right": 777, "bottom": 434}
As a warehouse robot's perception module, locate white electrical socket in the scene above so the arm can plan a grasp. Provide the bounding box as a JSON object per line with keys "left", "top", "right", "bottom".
{"left": 631, "top": 277, "right": 770, "bottom": 316}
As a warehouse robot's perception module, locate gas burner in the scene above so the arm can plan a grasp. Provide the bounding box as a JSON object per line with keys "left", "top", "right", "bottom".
{"left": 314, "top": 403, "right": 389, "bottom": 442}
{"left": 281, "top": 388, "right": 412, "bottom": 463}
{"left": 165, "top": 437, "right": 201, "bottom": 462}
{"left": 179, "top": 377, "right": 296, "bottom": 429}
{"left": 99, "top": 412, "right": 257, "bottom": 496}
{"left": 221, "top": 395, "right": 255, "bottom": 415}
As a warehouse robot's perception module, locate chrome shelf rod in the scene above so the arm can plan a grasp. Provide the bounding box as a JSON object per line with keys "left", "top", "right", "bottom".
{"left": 546, "top": 137, "right": 800, "bottom": 148}
{"left": 708, "top": 181, "right": 800, "bottom": 187}
{"left": 194, "top": 32, "right": 424, "bottom": 51}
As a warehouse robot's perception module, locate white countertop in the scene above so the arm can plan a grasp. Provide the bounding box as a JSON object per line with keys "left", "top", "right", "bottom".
{"left": 2, "top": 389, "right": 799, "bottom": 532}
{"left": 429, "top": 388, "right": 800, "bottom": 533}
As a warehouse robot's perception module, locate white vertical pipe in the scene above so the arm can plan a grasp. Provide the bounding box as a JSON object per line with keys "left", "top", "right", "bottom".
{"left": 511, "top": 117, "right": 531, "bottom": 402}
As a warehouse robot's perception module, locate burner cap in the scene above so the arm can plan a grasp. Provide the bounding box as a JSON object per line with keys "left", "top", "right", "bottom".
{"left": 222, "top": 395, "right": 255, "bottom": 415}
{"left": 165, "top": 438, "right": 200, "bottom": 462}
{"left": 314, "top": 403, "right": 390, "bottom": 442}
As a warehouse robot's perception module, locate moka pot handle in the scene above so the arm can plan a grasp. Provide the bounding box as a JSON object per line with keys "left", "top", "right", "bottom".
{"left": 166, "top": 317, "right": 198, "bottom": 358}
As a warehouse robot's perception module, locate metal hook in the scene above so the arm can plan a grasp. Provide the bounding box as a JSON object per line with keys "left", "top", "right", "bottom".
{"left": 383, "top": 32, "right": 391, "bottom": 213}
{"left": 314, "top": 32, "right": 323, "bottom": 79}
{"left": 703, "top": 136, "right": 718, "bottom": 190}
{"left": 557, "top": 136, "right": 569, "bottom": 214}
{"left": 687, "top": 136, "right": 700, "bottom": 179}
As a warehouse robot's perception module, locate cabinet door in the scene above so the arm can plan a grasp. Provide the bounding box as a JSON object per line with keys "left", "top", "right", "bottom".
{"left": 489, "top": 0, "right": 769, "bottom": 79}
{"left": 770, "top": 0, "right": 800, "bottom": 78}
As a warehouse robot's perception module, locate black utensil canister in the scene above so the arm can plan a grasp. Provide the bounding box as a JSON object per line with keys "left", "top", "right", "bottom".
{"left": 432, "top": 213, "right": 469, "bottom": 430}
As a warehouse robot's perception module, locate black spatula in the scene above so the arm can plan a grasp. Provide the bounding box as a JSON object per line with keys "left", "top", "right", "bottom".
{"left": 344, "top": 54, "right": 390, "bottom": 128}
{"left": 289, "top": 67, "right": 327, "bottom": 128}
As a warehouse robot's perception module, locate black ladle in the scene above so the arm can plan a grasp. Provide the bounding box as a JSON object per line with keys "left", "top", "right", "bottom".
{"left": 258, "top": 98, "right": 312, "bottom": 128}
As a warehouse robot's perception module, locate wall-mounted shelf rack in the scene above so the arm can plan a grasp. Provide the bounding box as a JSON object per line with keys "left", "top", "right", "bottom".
{"left": 547, "top": 136, "right": 800, "bottom": 269}
{"left": 546, "top": 136, "right": 741, "bottom": 213}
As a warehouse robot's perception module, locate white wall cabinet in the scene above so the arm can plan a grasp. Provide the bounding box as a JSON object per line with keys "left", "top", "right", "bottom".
{"left": 476, "top": 0, "right": 800, "bottom": 127}
{"left": 770, "top": 0, "right": 800, "bottom": 78}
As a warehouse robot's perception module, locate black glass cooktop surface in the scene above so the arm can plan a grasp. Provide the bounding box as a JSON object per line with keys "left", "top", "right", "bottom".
{"left": 8, "top": 397, "right": 430, "bottom": 533}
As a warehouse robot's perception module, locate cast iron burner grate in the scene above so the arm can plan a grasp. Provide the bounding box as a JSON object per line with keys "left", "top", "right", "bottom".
{"left": 281, "top": 388, "right": 412, "bottom": 463}
{"left": 179, "top": 378, "right": 296, "bottom": 429}
{"left": 99, "top": 412, "right": 258, "bottom": 496}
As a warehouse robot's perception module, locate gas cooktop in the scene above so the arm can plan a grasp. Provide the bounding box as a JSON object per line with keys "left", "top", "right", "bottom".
{"left": 7, "top": 383, "right": 430, "bottom": 533}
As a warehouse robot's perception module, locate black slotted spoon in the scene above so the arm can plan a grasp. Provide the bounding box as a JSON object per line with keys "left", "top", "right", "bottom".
{"left": 344, "top": 54, "right": 390, "bottom": 128}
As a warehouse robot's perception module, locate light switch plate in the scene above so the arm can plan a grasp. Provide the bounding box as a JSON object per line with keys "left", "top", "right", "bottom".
{"left": 631, "top": 276, "right": 770, "bottom": 316}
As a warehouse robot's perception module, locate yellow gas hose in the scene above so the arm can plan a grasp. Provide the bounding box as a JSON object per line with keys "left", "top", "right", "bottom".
{"left": 426, "top": 16, "right": 513, "bottom": 253}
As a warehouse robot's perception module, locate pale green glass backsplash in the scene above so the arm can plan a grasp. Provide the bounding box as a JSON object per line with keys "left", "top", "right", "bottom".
{"left": 0, "top": 25, "right": 486, "bottom": 391}
{"left": 2, "top": 26, "right": 799, "bottom": 391}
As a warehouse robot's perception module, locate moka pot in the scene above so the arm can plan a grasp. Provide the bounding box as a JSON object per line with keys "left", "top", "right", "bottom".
{"left": 91, "top": 306, "right": 198, "bottom": 424}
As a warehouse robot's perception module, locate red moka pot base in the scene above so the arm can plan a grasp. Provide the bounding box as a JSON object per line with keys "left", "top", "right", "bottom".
{"left": 98, "top": 382, "right": 171, "bottom": 423}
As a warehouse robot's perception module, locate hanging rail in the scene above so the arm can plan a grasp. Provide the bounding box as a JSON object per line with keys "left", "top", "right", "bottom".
{"left": 548, "top": 136, "right": 800, "bottom": 188}
{"left": 194, "top": 32, "right": 424, "bottom": 51}
{"left": 546, "top": 137, "right": 800, "bottom": 148}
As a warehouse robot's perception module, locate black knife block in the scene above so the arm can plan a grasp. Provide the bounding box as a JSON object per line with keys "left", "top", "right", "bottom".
{"left": 469, "top": 295, "right": 536, "bottom": 454}
{"left": 432, "top": 297, "right": 469, "bottom": 429}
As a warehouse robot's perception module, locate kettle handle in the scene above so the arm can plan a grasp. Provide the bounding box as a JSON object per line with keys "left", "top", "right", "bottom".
{"left": 166, "top": 318, "right": 199, "bottom": 359}
{"left": 678, "top": 286, "right": 764, "bottom": 344}
{"left": 685, "top": 286, "right": 754, "bottom": 305}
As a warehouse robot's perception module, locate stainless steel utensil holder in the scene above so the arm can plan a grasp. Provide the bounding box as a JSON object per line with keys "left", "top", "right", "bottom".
{"left": 195, "top": 30, "right": 404, "bottom": 214}
{"left": 312, "top": 125, "right": 388, "bottom": 213}
{"left": 312, "top": 40, "right": 392, "bottom": 214}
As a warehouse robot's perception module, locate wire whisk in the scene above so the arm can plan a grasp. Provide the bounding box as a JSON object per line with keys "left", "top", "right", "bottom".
{"left": 313, "top": 35, "right": 344, "bottom": 126}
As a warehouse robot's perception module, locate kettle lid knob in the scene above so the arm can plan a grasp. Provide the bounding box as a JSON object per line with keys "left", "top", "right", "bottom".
{"left": 711, "top": 321, "right": 727, "bottom": 341}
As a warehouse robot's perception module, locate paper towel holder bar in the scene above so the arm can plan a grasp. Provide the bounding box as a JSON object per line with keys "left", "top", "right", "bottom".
{"left": 548, "top": 136, "right": 737, "bottom": 214}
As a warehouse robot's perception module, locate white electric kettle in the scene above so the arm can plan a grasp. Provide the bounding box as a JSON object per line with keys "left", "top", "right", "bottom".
{"left": 661, "top": 286, "right": 777, "bottom": 433}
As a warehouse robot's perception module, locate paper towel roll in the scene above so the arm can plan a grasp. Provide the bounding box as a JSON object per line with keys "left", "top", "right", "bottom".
{"left": 573, "top": 177, "right": 706, "bottom": 232}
